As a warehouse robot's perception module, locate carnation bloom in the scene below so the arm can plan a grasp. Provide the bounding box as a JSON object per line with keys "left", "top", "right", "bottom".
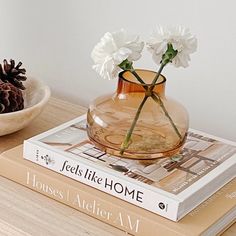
{"left": 147, "top": 26, "right": 197, "bottom": 68}
{"left": 91, "top": 29, "right": 144, "bottom": 80}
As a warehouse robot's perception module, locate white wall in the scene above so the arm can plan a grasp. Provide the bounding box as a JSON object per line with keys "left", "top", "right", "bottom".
{"left": 0, "top": 0, "right": 236, "bottom": 141}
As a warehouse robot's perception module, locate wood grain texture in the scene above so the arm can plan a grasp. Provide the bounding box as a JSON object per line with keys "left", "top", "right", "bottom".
{"left": 0, "top": 177, "right": 126, "bottom": 236}
{"left": 0, "top": 97, "right": 87, "bottom": 153}
{"left": 0, "top": 97, "right": 235, "bottom": 235}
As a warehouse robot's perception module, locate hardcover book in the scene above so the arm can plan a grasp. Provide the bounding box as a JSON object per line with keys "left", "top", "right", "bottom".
{"left": 23, "top": 114, "right": 236, "bottom": 221}
{"left": 1, "top": 145, "right": 236, "bottom": 236}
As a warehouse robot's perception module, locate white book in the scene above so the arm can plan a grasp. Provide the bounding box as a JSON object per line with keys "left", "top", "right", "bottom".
{"left": 23, "top": 114, "right": 236, "bottom": 221}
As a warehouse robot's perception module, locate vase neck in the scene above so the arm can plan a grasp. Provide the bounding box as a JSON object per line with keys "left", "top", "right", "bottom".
{"left": 117, "top": 69, "right": 166, "bottom": 96}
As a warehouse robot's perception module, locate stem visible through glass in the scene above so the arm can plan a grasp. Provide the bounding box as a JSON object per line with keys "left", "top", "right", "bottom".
{"left": 120, "top": 95, "right": 149, "bottom": 155}
{"left": 151, "top": 92, "right": 182, "bottom": 139}
{"left": 120, "top": 64, "right": 164, "bottom": 154}
{"left": 120, "top": 64, "right": 182, "bottom": 155}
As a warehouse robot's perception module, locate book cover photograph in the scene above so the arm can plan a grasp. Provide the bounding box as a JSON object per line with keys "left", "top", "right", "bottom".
{"left": 34, "top": 117, "right": 236, "bottom": 194}
{"left": 23, "top": 115, "right": 236, "bottom": 221}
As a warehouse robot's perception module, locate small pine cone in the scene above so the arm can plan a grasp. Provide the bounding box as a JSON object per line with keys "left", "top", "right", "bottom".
{"left": 0, "top": 82, "right": 24, "bottom": 113}
{"left": 0, "top": 59, "right": 27, "bottom": 90}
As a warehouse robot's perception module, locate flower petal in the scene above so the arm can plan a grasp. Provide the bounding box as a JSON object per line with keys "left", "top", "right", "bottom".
{"left": 91, "top": 29, "right": 144, "bottom": 79}
{"left": 147, "top": 26, "right": 197, "bottom": 68}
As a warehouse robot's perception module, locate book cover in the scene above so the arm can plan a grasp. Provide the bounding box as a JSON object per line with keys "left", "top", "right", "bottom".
{"left": 1, "top": 145, "right": 236, "bottom": 236}
{"left": 23, "top": 114, "right": 236, "bottom": 221}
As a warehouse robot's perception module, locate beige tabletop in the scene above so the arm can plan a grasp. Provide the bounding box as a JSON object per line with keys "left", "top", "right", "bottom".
{"left": 0, "top": 97, "right": 235, "bottom": 236}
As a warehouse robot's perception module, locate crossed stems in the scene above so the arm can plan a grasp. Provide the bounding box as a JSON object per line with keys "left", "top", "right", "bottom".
{"left": 120, "top": 63, "right": 182, "bottom": 155}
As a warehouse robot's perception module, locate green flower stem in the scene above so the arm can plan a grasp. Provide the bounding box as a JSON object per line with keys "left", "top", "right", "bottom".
{"left": 148, "top": 62, "right": 182, "bottom": 139}
{"left": 120, "top": 95, "right": 149, "bottom": 155}
{"left": 149, "top": 63, "right": 165, "bottom": 90}
{"left": 133, "top": 62, "right": 182, "bottom": 139}
{"left": 151, "top": 92, "right": 182, "bottom": 139}
{"left": 129, "top": 68, "right": 150, "bottom": 92}
{"left": 119, "top": 68, "right": 149, "bottom": 155}
{"left": 119, "top": 56, "right": 181, "bottom": 154}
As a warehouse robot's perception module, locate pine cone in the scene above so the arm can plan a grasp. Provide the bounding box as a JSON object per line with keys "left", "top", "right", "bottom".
{"left": 0, "top": 82, "right": 24, "bottom": 113}
{"left": 0, "top": 59, "right": 27, "bottom": 90}
{"left": 0, "top": 59, "right": 27, "bottom": 114}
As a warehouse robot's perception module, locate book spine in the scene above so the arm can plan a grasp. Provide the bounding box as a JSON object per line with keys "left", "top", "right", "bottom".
{"left": 0, "top": 154, "right": 176, "bottom": 236}
{"left": 23, "top": 140, "right": 180, "bottom": 221}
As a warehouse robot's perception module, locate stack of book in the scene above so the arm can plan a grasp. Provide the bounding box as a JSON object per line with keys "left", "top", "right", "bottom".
{"left": 0, "top": 114, "right": 236, "bottom": 235}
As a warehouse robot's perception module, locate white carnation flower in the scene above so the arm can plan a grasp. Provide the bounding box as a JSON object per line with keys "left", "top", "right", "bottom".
{"left": 91, "top": 29, "right": 144, "bottom": 80}
{"left": 147, "top": 26, "right": 197, "bottom": 68}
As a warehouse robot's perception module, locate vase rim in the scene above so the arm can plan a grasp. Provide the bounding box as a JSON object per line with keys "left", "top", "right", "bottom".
{"left": 119, "top": 69, "right": 166, "bottom": 86}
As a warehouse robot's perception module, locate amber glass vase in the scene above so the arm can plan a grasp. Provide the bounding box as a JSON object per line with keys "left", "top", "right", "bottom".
{"left": 87, "top": 69, "right": 189, "bottom": 159}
